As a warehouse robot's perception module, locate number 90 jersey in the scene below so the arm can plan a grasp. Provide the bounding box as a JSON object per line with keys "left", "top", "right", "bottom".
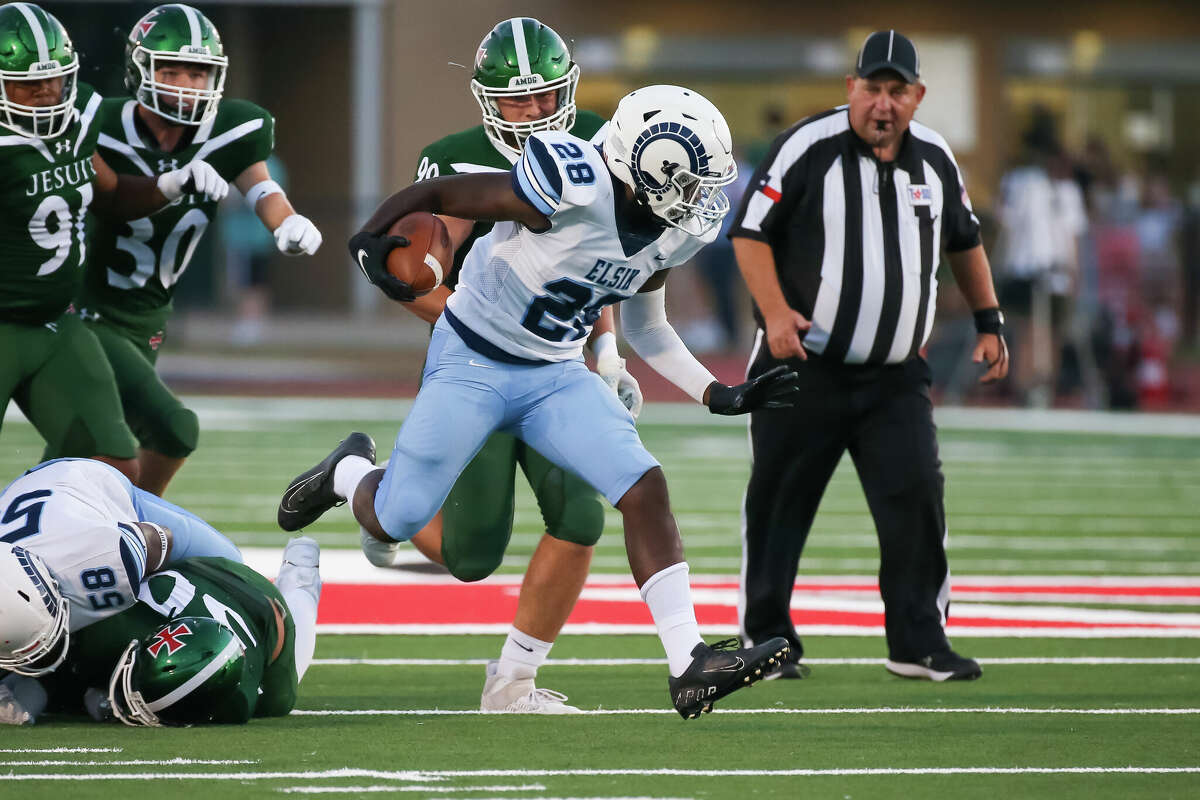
{"left": 0, "top": 459, "right": 149, "bottom": 632}
{"left": 77, "top": 97, "right": 274, "bottom": 340}
{"left": 446, "top": 129, "right": 717, "bottom": 363}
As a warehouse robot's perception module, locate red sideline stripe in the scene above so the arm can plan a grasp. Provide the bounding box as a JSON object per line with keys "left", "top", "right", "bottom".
{"left": 318, "top": 585, "right": 1185, "bottom": 629}
{"left": 761, "top": 184, "right": 782, "bottom": 202}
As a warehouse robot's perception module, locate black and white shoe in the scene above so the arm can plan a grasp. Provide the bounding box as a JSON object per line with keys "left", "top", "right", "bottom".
{"left": 278, "top": 432, "right": 376, "bottom": 531}
{"left": 668, "top": 637, "right": 790, "bottom": 719}
{"left": 885, "top": 648, "right": 982, "bottom": 682}
{"left": 763, "top": 648, "right": 811, "bottom": 681}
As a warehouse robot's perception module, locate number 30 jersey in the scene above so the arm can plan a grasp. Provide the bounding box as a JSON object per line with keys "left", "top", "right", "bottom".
{"left": 445, "top": 129, "right": 717, "bottom": 363}
{"left": 0, "top": 459, "right": 149, "bottom": 631}
{"left": 77, "top": 97, "right": 274, "bottom": 341}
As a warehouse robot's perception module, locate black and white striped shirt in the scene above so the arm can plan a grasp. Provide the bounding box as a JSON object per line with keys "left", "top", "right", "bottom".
{"left": 729, "top": 106, "right": 980, "bottom": 365}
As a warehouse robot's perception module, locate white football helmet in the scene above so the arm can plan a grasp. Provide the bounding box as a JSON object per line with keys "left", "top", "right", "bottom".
{"left": 0, "top": 545, "right": 69, "bottom": 677}
{"left": 603, "top": 85, "right": 737, "bottom": 237}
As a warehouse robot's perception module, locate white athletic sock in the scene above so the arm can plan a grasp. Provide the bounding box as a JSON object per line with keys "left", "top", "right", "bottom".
{"left": 640, "top": 561, "right": 703, "bottom": 677}
{"left": 278, "top": 582, "right": 318, "bottom": 681}
{"left": 496, "top": 626, "right": 553, "bottom": 681}
{"left": 333, "top": 455, "right": 375, "bottom": 500}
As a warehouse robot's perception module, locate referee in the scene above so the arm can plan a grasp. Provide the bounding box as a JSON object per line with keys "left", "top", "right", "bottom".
{"left": 729, "top": 30, "right": 1008, "bottom": 681}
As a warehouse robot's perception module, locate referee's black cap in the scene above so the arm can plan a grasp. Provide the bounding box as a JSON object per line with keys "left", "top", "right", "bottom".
{"left": 855, "top": 30, "right": 920, "bottom": 83}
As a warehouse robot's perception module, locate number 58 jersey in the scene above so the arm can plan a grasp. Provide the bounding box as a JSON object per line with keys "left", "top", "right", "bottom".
{"left": 0, "top": 459, "right": 149, "bottom": 631}
{"left": 446, "top": 129, "right": 717, "bottom": 363}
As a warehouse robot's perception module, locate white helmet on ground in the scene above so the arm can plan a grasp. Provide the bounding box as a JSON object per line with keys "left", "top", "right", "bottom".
{"left": 0, "top": 545, "right": 69, "bottom": 677}
{"left": 603, "top": 85, "right": 737, "bottom": 236}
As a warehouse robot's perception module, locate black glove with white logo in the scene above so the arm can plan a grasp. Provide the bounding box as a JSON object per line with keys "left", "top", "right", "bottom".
{"left": 348, "top": 230, "right": 416, "bottom": 302}
{"left": 706, "top": 365, "right": 802, "bottom": 415}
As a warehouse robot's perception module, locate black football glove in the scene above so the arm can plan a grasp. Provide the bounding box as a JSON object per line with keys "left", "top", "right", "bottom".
{"left": 348, "top": 230, "right": 416, "bottom": 302}
{"left": 706, "top": 365, "right": 802, "bottom": 416}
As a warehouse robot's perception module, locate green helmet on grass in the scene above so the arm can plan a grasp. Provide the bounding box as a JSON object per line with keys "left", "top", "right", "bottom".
{"left": 0, "top": 2, "right": 79, "bottom": 138}
{"left": 125, "top": 3, "right": 227, "bottom": 125}
{"left": 109, "top": 616, "right": 247, "bottom": 727}
{"left": 470, "top": 17, "right": 579, "bottom": 159}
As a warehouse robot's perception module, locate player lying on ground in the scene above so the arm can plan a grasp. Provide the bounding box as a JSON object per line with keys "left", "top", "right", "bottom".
{"left": 0, "top": 539, "right": 320, "bottom": 726}
{"left": 0, "top": 457, "right": 242, "bottom": 681}
{"left": 280, "top": 85, "right": 801, "bottom": 719}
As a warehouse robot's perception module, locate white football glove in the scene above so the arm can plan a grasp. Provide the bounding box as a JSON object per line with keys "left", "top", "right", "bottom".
{"left": 594, "top": 332, "right": 644, "bottom": 419}
{"left": 274, "top": 213, "right": 322, "bottom": 256}
{"left": 157, "top": 160, "right": 229, "bottom": 202}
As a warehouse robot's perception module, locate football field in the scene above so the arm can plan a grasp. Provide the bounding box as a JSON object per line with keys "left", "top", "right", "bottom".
{"left": 2, "top": 398, "right": 1199, "bottom": 799}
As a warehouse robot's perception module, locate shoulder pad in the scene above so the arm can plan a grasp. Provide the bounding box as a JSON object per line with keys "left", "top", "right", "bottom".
{"left": 512, "top": 130, "right": 604, "bottom": 218}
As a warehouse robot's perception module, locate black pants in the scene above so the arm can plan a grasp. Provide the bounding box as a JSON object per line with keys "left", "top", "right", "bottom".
{"left": 740, "top": 347, "right": 951, "bottom": 662}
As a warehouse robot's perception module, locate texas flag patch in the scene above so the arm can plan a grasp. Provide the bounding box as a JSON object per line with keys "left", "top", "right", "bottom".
{"left": 907, "top": 184, "right": 933, "bottom": 206}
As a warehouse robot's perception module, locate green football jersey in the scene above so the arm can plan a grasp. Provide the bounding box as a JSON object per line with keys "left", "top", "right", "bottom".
{"left": 57, "top": 557, "right": 293, "bottom": 723}
{"left": 413, "top": 109, "right": 605, "bottom": 288}
{"left": 0, "top": 83, "right": 103, "bottom": 326}
{"left": 78, "top": 97, "right": 274, "bottom": 338}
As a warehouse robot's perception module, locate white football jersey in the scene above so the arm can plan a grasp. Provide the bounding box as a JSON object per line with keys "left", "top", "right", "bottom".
{"left": 0, "top": 459, "right": 148, "bottom": 631}
{"left": 446, "top": 130, "right": 717, "bottom": 363}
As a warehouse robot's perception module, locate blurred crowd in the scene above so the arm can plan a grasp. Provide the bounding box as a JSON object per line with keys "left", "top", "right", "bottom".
{"left": 670, "top": 105, "right": 1200, "bottom": 411}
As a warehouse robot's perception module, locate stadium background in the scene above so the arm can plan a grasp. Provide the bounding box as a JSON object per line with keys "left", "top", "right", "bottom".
{"left": 46, "top": 0, "right": 1200, "bottom": 411}
{"left": 2, "top": 3, "right": 1199, "bottom": 795}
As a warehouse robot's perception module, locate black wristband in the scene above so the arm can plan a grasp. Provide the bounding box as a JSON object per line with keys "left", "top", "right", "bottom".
{"left": 973, "top": 307, "right": 1005, "bottom": 335}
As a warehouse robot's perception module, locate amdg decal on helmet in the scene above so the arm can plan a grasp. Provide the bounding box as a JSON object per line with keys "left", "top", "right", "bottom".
{"left": 469, "top": 17, "right": 580, "bottom": 160}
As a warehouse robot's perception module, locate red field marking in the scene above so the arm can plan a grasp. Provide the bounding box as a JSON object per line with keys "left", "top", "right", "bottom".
{"left": 317, "top": 582, "right": 1198, "bottom": 631}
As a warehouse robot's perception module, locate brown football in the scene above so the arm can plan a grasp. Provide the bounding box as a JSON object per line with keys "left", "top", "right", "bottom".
{"left": 385, "top": 212, "right": 452, "bottom": 297}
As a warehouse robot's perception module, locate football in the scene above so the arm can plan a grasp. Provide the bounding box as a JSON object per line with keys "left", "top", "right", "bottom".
{"left": 385, "top": 212, "right": 452, "bottom": 297}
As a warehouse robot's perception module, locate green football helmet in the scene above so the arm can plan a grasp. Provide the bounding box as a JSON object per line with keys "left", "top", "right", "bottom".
{"left": 470, "top": 17, "right": 579, "bottom": 160}
{"left": 125, "top": 3, "right": 227, "bottom": 126}
{"left": 0, "top": 2, "right": 79, "bottom": 139}
{"left": 108, "top": 616, "right": 247, "bottom": 727}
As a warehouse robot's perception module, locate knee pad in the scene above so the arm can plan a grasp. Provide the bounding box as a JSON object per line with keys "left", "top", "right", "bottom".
{"left": 539, "top": 468, "right": 604, "bottom": 547}
{"left": 444, "top": 549, "right": 504, "bottom": 583}
{"left": 441, "top": 517, "right": 507, "bottom": 582}
{"left": 137, "top": 405, "right": 198, "bottom": 459}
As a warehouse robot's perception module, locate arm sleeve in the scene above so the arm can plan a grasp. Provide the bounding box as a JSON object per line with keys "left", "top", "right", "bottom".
{"left": 131, "top": 488, "right": 243, "bottom": 564}
{"left": 620, "top": 288, "right": 717, "bottom": 403}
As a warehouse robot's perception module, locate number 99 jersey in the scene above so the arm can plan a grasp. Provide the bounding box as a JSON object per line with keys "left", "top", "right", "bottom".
{"left": 0, "top": 459, "right": 149, "bottom": 631}
{"left": 445, "top": 129, "right": 716, "bottom": 364}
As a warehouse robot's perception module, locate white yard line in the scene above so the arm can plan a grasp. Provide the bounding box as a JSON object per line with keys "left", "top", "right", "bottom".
{"left": 0, "top": 760, "right": 257, "bottom": 767}
{"left": 278, "top": 786, "right": 546, "bottom": 795}
{"left": 0, "top": 748, "right": 122, "bottom": 754}
{"left": 3, "top": 767, "right": 1198, "bottom": 782}
{"left": 288, "top": 707, "right": 1200, "bottom": 717}
{"left": 309, "top": 657, "right": 1200, "bottom": 667}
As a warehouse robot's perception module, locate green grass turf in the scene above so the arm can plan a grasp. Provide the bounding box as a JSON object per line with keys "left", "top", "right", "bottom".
{"left": 2, "top": 403, "right": 1199, "bottom": 798}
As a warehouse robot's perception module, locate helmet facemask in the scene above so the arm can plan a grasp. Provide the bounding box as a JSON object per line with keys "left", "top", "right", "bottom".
{"left": 0, "top": 0, "right": 79, "bottom": 141}
{"left": 130, "top": 48, "right": 226, "bottom": 126}
{"left": 0, "top": 546, "right": 70, "bottom": 677}
{"left": 470, "top": 63, "right": 579, "bottom": 160}
{"left": 646, "top": 161, "right": 737, "bottom": 237}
